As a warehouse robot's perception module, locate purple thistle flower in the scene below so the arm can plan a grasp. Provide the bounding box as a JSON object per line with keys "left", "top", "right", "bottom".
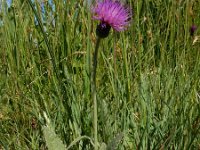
{"left": 92, "top": 0, "right": 132, "bottom": 38}
{"left": 190, "top": 25, "right": 197, "bottom": 36}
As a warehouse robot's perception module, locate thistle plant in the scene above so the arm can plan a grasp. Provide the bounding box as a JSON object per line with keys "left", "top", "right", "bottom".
{"left": 91, "top": 0, "right": 132, "bottom": 149}
{"left": 190, "top": 25, "right": 197, "bottom": 36}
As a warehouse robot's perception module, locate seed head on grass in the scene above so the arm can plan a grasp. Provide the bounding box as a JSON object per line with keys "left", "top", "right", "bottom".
{"left": 92, "top": 0, "right": 132, "bottom": 38}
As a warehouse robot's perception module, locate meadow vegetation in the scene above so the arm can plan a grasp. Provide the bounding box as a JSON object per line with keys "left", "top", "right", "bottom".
{"left": 0, "top": 0, "right": 200, "bottom": 149}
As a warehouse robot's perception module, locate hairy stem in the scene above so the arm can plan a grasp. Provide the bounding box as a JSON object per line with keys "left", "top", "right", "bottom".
{"left": 92, "top": 37, "right": 101, "bottom": 150}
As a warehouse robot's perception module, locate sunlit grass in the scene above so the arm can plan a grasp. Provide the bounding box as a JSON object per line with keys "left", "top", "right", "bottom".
{"left": 0, "top": 0, "right": 200, "bottom": 149}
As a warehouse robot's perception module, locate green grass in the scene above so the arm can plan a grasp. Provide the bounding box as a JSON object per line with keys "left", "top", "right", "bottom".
{"left": 0, "top": 0, "right": 200, "bottom": 149}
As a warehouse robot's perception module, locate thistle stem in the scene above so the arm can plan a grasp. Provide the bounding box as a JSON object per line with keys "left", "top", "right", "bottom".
{"left": 92, "top": 37, "right": 101, "bottom": 150}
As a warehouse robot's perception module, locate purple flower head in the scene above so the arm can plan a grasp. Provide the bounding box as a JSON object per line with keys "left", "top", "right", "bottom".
{"left": 92, "top": 0, "right": 132, "bottom": 38}
{"left": 190, "top": 25, "right": 197, "bottom": 36}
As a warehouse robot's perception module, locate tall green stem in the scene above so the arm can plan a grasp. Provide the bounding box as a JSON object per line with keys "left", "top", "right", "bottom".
{"left": 92, "top": 37, "right": 101, "bottom": 150}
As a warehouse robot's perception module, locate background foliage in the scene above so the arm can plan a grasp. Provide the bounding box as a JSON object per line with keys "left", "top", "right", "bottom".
{"left": 0, "top": 0, "right": 200, "bottom": 149}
